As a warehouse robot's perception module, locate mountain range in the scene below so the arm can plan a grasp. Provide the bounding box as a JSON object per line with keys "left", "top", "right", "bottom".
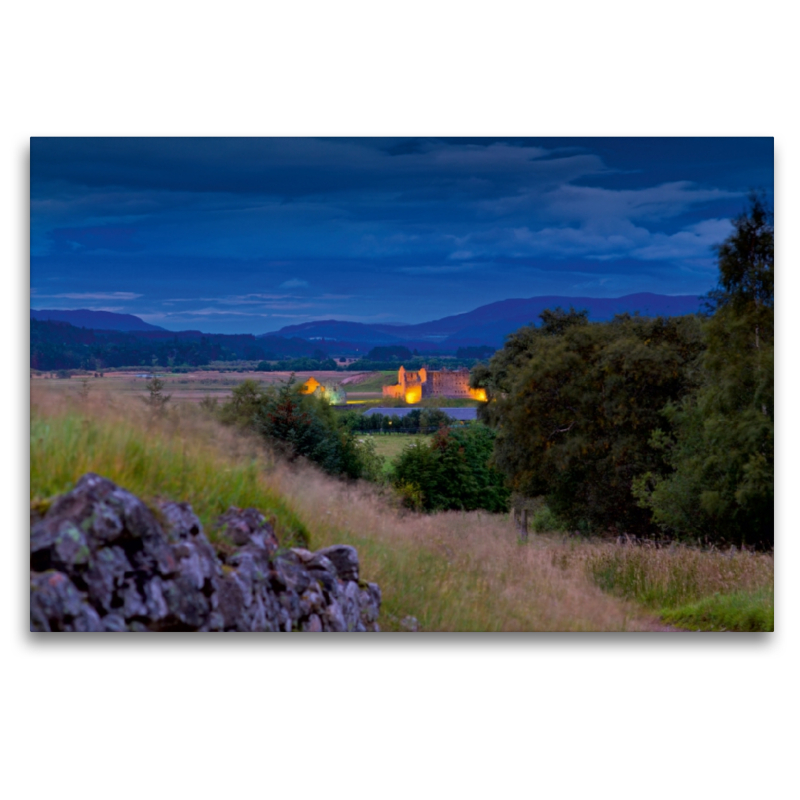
{"left": 31, "top": 293, "right": 705, "bottom": 356}
{"left": 263, "top": 293, "right": 705, "bottom": 351}
{"left": 30, "top": 309, "right": 166, "bottom": 332}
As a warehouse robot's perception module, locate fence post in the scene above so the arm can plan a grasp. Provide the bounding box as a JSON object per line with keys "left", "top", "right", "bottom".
{"left": 515, "top": 507, "right": 529, "bottom": 541}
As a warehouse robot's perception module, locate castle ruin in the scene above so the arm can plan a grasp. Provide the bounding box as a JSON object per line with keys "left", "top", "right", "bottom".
{"left": 300, "top": 376, "right": 346, "bottom": 405}
{"left": 383, "top": 365, "right": 487, "bottom": 404}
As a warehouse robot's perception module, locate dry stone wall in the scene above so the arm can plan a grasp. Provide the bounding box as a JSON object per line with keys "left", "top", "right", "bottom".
{"left": 30, "top": 473, "right": 381, "bottom": 632}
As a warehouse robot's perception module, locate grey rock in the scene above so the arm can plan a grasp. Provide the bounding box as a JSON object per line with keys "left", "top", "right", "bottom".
{"left": 85, "top": 546, "right": 131, "bottom": 613}
{"left": 65, "top": 603, "right": 103, "bottom": 632}
{"left": 143, "top": 577, "right": 169, "bottom": 620}
{"left": 271, "top": 554, "right": 311, "bottom": 595}
{"left": 120, "top": 580, "right": 148, "bottom": 619}
{"left": 159, "top": 501, "right": 203, "bottom": 541}
{"left": 322, "top": 599, "right": 347, "bottom": 632}
{"left": 316, "top": 545, "right": 360, "bottom": 582}
{"left": 217, "top": 574, "right": 245, "bottom": 630}
{"left": 207, "top": 611, "right": 225, "bottom": 632}
{"left": 301, "top": 614, "right": 323, "bottom": 632}
{"left": 30, "top": 474, "right": 381, "bottom": 633}
{"left": 102, "top": 613, "right": 127, "bottom": 632}
{"left": 30, "top": 570, "right": 84, "bottom": 631}
{"left": 216, "top": 507, "right": 279, "bottom": 553}
{"left": 30, "top": 570, "right": 104, "bottom": 632}
{"left": 367, "top": 582, "right": 382, "bottom": 609}
{"left": 278, "top": 591, "right": 301, "bottom": 625}
{"left": 161, "top": 574, "right": 211, "bottom": 630}
{"left": 31, "top": 520, "right": 92, "bottom": 573}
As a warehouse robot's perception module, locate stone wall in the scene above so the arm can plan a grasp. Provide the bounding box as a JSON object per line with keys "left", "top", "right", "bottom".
{"left": 30, "top": 473, "right": 381, "bottom": 632}
{"left": 426, "top": 368, "right": 473, "bottom": 398}
{"left": 383, "top": 365, "right": 477, "bottom": 401}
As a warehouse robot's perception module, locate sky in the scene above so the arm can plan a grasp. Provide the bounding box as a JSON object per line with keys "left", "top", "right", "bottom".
{"left": 30, "top": 137, "right": 773, "bottom": 334}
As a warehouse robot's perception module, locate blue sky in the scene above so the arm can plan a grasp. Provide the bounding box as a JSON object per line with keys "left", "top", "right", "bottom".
{"left": 30, "top": 137, "right": 773, "bottom": 334}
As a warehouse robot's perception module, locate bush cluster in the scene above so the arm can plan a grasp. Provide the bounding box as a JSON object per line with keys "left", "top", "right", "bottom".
{"left": 392, "top": 425, "right": 510, "bottom": 513}
{"left": 217, "top": 379, "right": 382, "bottom": 481}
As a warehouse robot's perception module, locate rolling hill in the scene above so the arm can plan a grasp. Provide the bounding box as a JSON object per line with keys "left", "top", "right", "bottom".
{"left": 262, "top": 293, "right": 704, "bottom": 350}
{"left": 30, "top": 309, "right": 166, "bottom": 332}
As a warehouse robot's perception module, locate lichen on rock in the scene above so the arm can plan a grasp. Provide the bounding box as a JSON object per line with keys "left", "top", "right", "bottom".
{"left": 30, "top": 473, "right": 381, "bottom": 633}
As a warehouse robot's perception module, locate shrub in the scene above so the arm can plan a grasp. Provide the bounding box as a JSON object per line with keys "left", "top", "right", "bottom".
{"left": 392, "top": 424, "right": 509, "bottom": 513}
{"left": 531, "top": 506, "right": 566, "bottom": 533}
{"left": 217, "top": 377, "right": 382, "bottom": 481}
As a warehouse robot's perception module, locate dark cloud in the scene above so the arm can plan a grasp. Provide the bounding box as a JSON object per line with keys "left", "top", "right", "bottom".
{"left": 30, "top": 137, "right": 773, "bottom": 333}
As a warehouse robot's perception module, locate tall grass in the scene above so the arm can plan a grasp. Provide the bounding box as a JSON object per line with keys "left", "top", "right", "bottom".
{"left": 30, "top": 384, "right": 773, "bottom": 631}
{"left": 30, "top": 388, "right": 309, "bottom": 546}
{"left": 580, "top": 544, "right": 774, "bottom": 631}
{"left": 660, "top": 589, "right": 774, "bottom": 632}
{"left": 582, "top": 544, "right": 773, "bottom": 607}
{"left": 261, "top": 466, "right": 673, "bottom": 631}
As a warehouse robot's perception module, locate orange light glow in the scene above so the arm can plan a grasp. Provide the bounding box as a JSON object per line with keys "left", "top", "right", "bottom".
{"left": 405, "top": 385, "right": 422, "bottom": 404}
{"left": 300, "top": 377, "right": 321, "bottom": 395}
{"left": 468, "top": 387, "right": 487, "bottom": 402}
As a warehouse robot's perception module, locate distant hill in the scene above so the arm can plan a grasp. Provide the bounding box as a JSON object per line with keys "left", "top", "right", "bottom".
{"left": 31, "top": 309, "right": 166, "bottom": 332}
{"left": 263, "top": 293, "right": 704, "bottom": 350}
{"left": 262, "top": 319, "right": 406, "bottom": 345}
{"left": 30, "top": 318, "right": 328, "bottom": 371}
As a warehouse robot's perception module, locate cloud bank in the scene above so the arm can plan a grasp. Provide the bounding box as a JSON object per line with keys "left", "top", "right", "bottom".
{"left": 30, "top": 137, "right": 773, "bottom": 333}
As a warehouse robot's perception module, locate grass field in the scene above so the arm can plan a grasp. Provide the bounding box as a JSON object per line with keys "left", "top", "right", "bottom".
{"left": 30, "top": 382, "right": 774, "bottom": 631}
{"left": 32, "top": 369, "right": 485, "bottom": 412}
{"left": 341, "top": 371, "right": 397, "bottom": 392}
{"left": 31, "top": 369, "right": 363, "bottom": 405}
{"left": 361, "top": 433, "right": 432, "bottom": 462}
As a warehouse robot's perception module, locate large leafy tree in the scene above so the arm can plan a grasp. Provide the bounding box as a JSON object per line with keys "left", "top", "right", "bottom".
{"left": 706, "top": 191, "right": 774, "bottom": 315}
{"left": 635, "top": 195, "right": 774, "bottom": 548}
{"left": 474, "top": 311, "right": 704, "bottom": 534}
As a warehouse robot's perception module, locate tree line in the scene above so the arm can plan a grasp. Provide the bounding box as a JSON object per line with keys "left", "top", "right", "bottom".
{"left": 31, "top": 320, "right": 496, "bottom": 373}
{"left": 343, "top": 408, "right": 456, "bottom": 434}
{"left": 30, "top": 322, "right": 327, "bottom": 371}
{"left": 471, "top": 194, "right": 774, "bottom": 548}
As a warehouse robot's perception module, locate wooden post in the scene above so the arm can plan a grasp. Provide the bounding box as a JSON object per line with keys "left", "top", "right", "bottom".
{"left": 515, "top": 507, "right": 529, "bottom": 542}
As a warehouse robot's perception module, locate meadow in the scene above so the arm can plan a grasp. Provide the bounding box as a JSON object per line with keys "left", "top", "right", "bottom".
{"left": 362, "top": 433, "right": 432, "bottom": 462}
{"left": 31, "top": 369, "right": 356, "bottom": 405}
{"left": 30, "top": 382, "right": 774, "bottom": 631}
{"left": 31, "top": 369, "right": 480, "bottom": 409}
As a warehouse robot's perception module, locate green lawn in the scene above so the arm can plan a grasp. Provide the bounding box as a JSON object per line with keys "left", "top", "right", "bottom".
{"left": 360, "top": 433, "right": 431, "bottom": 462}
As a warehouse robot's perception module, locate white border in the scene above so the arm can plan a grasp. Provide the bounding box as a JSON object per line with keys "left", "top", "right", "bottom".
{"left": 5, "top": 3, "right": 795, "bottom": 798}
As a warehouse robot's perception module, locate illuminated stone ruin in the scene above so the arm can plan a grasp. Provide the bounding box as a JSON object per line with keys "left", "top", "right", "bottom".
{"left": 383, "top": 365, "right": 487, "bottom": 404}
{"left": 300, "top": 376, "right": 346, "bottom": 405}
